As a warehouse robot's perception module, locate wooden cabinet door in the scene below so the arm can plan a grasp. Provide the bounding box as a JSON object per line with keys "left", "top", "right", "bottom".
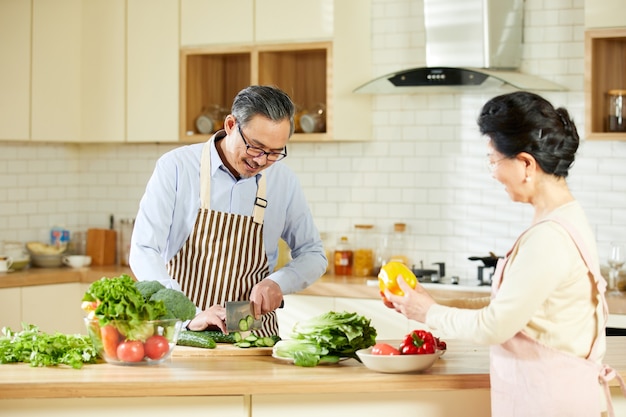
{"left": 80, "top": 0, "right": 126, "bottom": 143}
{"left": 331, "top": 0, "right": 371, "bottom": 141}
{"left": 31, "top": 0, "right": 82, "bottom": 142}
{"left": 127, "top": 0, "right": 180, "bottom": 142}
{"left": 255, "top": 0, "right": 333, "bottom": 43}
{"left": 0, "top": 0, "right": 30, "bottom": 141}
{"left": 22, "top": 283, "right": 85, "bottom": 334}
{"left": 181, "top": 0, "right": 254, "bottom": 46}
{"left": 0, "top": 288, "right": 21, "bottom": 330}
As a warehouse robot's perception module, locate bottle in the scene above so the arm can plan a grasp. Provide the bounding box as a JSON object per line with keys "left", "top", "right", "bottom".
{"left": 608, "top": 89, "right": 626, "bottom": 132}
{"left": 353, "top": 224, "right": 375, "bottom": 277}
{"left": 389, "top": 223, "right": 409, "bottom": 266}
{"left": 334, "top": 236, "right": 353, "bottom": 276}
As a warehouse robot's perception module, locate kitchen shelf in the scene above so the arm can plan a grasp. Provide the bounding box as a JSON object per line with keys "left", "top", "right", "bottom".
{"left": 585, "top": 28, "right": 626, "bottom": 141}
{"left": 179, "top": 42, "right": 331, "bottom": 143}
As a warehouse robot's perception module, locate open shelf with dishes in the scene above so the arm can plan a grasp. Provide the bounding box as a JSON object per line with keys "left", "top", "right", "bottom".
{"left": 179, "top": 42, "right": 331, "bottom": 143}
{"left": 585, "top": 28, "right": 626, "bottom": 141}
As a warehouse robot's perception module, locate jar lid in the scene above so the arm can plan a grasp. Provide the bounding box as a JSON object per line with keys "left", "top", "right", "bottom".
{"left": 393, "top": 223, "right": 406, "bottom": 232}
{"left": 608, "top": 89, "right": 626, "bottom": 95}
{"left": 354, "top": 224, "right": 374, "bottom": 229}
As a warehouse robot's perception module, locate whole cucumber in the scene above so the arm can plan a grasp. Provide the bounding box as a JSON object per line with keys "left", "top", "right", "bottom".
{"left": 176, "top": 331, "right": 217, "bottom": 349}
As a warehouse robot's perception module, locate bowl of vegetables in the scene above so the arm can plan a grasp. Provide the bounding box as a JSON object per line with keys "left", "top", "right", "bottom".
{"left": 356, "top": 330, "right": 446, "bottom": 374}
{"left": 81, "top": 275, "right": 197, "bottom": 366}
{"left": 84, "top": 317, "right": 182, "bottom": 365}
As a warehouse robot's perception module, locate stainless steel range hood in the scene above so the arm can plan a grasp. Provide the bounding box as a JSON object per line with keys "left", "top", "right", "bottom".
{"left": 355, "top": 0, "right": 566, "bottom": 94}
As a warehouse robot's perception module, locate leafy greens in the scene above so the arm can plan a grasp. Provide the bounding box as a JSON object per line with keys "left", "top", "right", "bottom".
{"left": 0, "top": 323, "right": 97, "bottom": 369}
{"left": 274, "top": 311, "right": 377, "bottom": 367}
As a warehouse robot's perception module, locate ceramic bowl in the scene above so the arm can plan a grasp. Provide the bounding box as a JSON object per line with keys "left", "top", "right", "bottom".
{"left": 84, "top": 318, "right": 183, "bottom": 366}
{"left": 29, "top": 253, "right": 63, "bottom": 268}
{"left": 356, "top": 348, "right": 443, "bottom": 373}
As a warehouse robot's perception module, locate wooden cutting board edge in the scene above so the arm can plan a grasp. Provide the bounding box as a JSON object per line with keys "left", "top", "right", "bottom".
{"left": 172, "top": 344, "right": 273, "bottom": 357}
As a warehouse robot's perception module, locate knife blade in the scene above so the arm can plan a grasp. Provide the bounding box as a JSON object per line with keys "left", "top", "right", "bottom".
{"left": 225, "top": 301, "right": 262, "bottom": 332}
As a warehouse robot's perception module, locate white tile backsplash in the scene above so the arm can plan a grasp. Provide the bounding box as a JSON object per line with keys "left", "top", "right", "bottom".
{"left": 0, "top": 0, "right": 625, "bottom": 282}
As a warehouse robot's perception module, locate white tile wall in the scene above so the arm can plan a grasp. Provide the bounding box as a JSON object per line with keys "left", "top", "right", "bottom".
{"left": 0, "top": 0, "right": 625, "bottom": 282}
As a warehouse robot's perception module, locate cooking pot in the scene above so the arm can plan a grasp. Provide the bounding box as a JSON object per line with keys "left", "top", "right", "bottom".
{"left": 468, "top": 252, "right": 501, "bottom": 268}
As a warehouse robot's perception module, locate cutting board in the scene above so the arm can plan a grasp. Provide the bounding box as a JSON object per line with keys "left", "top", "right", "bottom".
{"left": 172, "top": 344, "right": 273, "bottom": 357}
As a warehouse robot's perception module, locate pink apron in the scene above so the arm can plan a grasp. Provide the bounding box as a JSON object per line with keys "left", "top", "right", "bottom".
{"left": 166, "top": 137, "right": 278, "bottom": 336}
{"left": 490, "top": 217, "right": 626, "bottom": 417}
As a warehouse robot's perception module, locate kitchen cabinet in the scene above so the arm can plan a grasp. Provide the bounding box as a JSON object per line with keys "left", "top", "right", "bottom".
{"left": 0, "top": 0, "right": 30, "bottom": 141}
{"left": 179, "top": 0, "right": 371, "bottom": 142}
{"left": 28, "top": 0, "right": 125, "bottom": 143}
{"left": 180, "top": 0, "right": 254, "bottom": 46}
{"left": 0, "top": 287, "right": 21, "bottom": 330}
{"left": 583, "top": 0, "right": 626, "bottom": 141}
{"left": 180, "top": 0, "right": 331, "bottom": 47}
{"left": 585, "top": 0, "right": 626, "bottom": 29}
{"left": 127, "top": 0, "right": 180, "bottom": 142}
{"left": 584, "top": 28, "right": 626, "bottom": 141}
{"left": 254, "top": 0, "right": 333, "bottom": 43}
{"left": 31, "top": 0, "right": 82, "bottom": 142}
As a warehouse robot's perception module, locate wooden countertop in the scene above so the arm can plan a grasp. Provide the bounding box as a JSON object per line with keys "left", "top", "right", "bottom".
{"left": 2, "top": 267, "right": 626, "bottom": 314}
{"left": 1, "top": 337, "right": 625, "bottom": 400}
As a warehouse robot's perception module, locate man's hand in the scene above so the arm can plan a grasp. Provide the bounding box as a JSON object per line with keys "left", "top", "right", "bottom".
{"left": 249, "top": 279, "right": 283, "bottom": 319}
{"left": 186, "top": 304, "right": 226, "bottom": 332}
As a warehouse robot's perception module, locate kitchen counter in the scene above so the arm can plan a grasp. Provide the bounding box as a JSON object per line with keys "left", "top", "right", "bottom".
{"left": 2, "top": 267, "right": 626, "bottom": 314}
{"left": 1, "top": 338, "right": 625, "bottom": 416}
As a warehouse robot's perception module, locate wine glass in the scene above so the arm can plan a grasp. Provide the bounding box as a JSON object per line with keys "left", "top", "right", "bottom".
{"left": 607, "top": 242, "right": 625, "bottom": 296}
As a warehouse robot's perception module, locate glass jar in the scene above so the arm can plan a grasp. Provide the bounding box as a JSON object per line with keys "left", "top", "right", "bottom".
{"left": 320, "top": 232, "right": 333, "bottom": 275}
{"left": 389, "top": 223, "right": 409, "bottom": 266}
{"left": 118, "top": 218, "right": 135, "bottom": 267}
{"left": 334, "top": 236, "right": 353, "bottom": 276}
{"left": 353, "top": 224, "right": 375, "bottom": 277}
{"left": 608, "top": 89, "right": 626, "bottom": 132}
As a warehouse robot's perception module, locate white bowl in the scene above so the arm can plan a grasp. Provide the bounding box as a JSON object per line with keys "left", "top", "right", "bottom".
{"left": 356, "top": 348, "right": 443, "bottom": 373}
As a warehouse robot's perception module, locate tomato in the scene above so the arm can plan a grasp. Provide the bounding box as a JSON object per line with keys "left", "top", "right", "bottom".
{"left": 100, "top": 325, "right": 122, "bottom": 360}
{"left": 371, "top": 343, "right": 401, "bottom": 356}
{"left": 116, "top": 340, "right": 145, "bottom": 362}
{"left": 144, "top": 335, "right": 170, "bottom": 360}
{"left": 378, "top": 261, "right": 417, "bottom": 296}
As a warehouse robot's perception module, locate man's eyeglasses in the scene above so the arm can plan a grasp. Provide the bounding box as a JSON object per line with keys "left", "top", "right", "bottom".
{"left": 237, "top": 124, "right": 287, "bottom": 162}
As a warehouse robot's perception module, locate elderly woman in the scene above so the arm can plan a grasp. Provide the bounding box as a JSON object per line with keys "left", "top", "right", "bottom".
{"left": 385, "top": 91, "right": 625, "bottom": 417}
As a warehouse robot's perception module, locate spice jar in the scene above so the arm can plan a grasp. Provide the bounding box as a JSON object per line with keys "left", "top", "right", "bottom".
{"left": 353, "top": 224, "right": 375, "bottom": 277}
{"left": 608, "top": 89, "right": 626, "bottom": 132}
{"left": 334, "top": 236, "right": 353, "bottom": 276}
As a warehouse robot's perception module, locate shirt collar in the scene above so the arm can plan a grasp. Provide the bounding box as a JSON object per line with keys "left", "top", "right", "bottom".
{"left": 209, "top": 130, "right": 262, "bottom": 182}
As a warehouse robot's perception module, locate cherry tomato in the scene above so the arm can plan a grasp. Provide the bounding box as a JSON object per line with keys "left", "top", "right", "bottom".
{"left": 116, "top": 340, "right": 145, "bottom": 362}
{"left": 144, "top": 335, "right": 170, "bottom": 360}
{"left": 371, "top": 343, "right": 401, "bottom": 356}
{"left": 100, "top": 325, "right": 122, "bottom": 360}
{"left": 378, "top": 261, "right": 417, "bottom": 296}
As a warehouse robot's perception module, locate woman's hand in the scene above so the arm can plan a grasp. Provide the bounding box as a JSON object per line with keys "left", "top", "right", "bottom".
{"left": 384, "top": 274, "right": 437, "bottom": 323}
{"left": 186, "top": 304, "right": 226, "bottom": 332}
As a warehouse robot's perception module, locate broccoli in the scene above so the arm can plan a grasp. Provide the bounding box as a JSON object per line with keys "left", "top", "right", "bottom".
{"left": 149, "top": 288, "right": 197, "bottom": 321}
{"left": 135, "top": 280, "right": 166, "bottom": 301}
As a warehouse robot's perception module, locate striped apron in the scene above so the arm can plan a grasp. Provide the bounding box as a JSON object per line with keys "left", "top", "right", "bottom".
{"left": 167, "top": 138, "right": 278, "bottom": 336}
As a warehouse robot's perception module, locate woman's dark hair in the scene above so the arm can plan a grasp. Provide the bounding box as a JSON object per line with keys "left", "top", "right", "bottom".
{"left": 231, "top": 85, "right": 296, "bottom": 136}
{"left": 477, "top": 91, "right": 579, "bottom": 178}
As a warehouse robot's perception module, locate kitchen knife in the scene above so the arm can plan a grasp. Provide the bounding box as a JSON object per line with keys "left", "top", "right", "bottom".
{"left": 225, "top": 301, "right": 262, "bottom": 332}
{"left": 225, "top": 299, "right": 285, "bottom": 333}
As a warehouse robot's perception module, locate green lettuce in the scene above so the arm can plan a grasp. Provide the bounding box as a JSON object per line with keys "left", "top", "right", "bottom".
{"left": 274, "top": 311, "right": 377, "bottom": 367}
